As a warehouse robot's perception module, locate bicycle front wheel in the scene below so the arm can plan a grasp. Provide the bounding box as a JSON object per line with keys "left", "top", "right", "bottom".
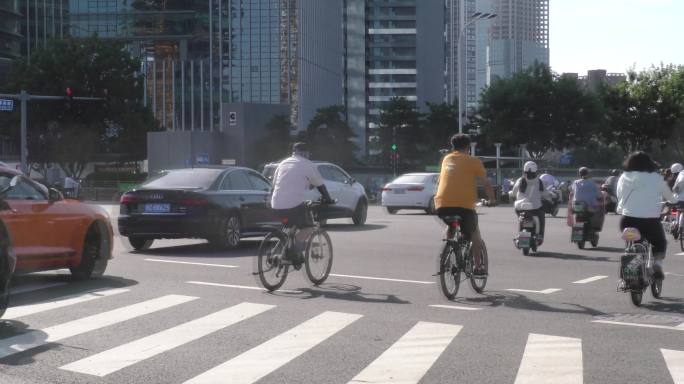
{"left": 680, "top": 228, "right": 684, "bottom": 252}
{"left": 305, "top": 229, "right": 333, "bottom": 286}
{"left": 470, "top": 241, "right": 488, "bottom": 293}
{"left": 257, "top": 232, "right": 289, "bottom": 291}
{"left": 438, "top": 242, "right": 461, "bottom": 299}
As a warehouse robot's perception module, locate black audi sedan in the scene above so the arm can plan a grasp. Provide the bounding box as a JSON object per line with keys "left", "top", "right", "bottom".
{"left": 118, "top": 167, "right": 275, "bottom": 250}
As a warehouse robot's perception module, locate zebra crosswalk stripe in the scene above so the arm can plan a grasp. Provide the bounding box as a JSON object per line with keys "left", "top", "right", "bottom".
{"left": 514, "top": 333, "right": 583, "bottom": 384}
{"left": 183, "top": 311, "right": 362, "bottom": 384}
{"left": 60, "top": 302, "right": 275, "bottom": 377}
{"left": 348, "top": 321, "right": 462, "bottom": 384}
{"left": 662, "top": 349, "right": 684, "bottom": 384}
{"left": 4, "top": 287, "right": 130, "bottom": 319}
{"left": 0, "top": 294, "right": 196, "bottom": 360}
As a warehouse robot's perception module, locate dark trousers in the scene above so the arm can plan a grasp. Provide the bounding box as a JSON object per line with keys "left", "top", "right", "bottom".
{"left": 620, "top": 216, "right": 666, "bottom": 258}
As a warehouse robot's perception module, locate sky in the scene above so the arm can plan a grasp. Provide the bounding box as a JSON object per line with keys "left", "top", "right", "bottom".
{"left": 549, "top": 0, "right": 684, "bottom": 75}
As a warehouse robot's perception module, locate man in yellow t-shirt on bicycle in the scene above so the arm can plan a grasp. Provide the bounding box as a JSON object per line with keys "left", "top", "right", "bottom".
{"left": 434, "top": 134, "right": 496, "bottom": 275}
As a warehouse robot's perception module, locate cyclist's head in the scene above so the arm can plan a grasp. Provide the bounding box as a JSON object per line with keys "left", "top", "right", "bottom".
{"left": 292, "top": 142, "right": 310, "bottom": 159}
{"left": 450, "top": 134, "right": 470, "bottom": 152}
{"left": 671, "top": 163, "right": 683, "bottom": 174}
{"left": 579, "top": 167, "right": 590, "bottom": 178}
{"left": 623, "top": 151, "right": 657, "bottom": 173}
{"left": 523, "top": 161, "right": 538, "bottom": 179}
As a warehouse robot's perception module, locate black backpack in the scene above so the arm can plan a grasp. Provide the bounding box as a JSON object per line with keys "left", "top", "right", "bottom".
{"left": 519, "top": 177, "right": 543, "bottom": 194}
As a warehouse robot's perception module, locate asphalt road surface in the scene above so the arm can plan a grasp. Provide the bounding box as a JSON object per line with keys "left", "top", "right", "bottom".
{"left": 1, "top": 205, "right": 683, "bottom": 384}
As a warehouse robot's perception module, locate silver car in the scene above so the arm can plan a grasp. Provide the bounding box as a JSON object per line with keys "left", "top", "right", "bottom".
{"left": 263, "top": 161, "right": 368, "bottom": 226}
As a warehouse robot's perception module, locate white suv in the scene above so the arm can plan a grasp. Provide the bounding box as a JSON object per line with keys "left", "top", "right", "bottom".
{"left": 263, "top": 161, "right": 368, "bottom": 226}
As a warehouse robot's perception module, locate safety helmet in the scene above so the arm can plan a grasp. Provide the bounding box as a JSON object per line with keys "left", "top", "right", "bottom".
{"left": 671, "top": 163, "right": 683, "bottom": 174}
{"left": 523, "top": 161, "right": 538, "bottom": 173}
{"left": 579, "top": 167, "right": 590, "bottom": 177}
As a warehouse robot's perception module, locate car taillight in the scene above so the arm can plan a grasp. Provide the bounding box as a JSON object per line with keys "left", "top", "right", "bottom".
{"left": 179, "top": 198, "right": 209, "bottom": 206}
{"left": 120, "top": 194, "right": 137, "bottom": 204}
{"left": 407, "top": 186, "right": 424, "bottom": 192}
{"left": 381, "top": 187, "right": 392, "bottom": 192}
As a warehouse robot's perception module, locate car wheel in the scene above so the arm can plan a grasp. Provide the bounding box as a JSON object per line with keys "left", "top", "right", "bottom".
{"left": 212, "top": 213, "right": 242, "bottom": 249}
{"left": 71, "top": 224, "right": 109, "bottom": 280}
{"left": 425, "top": 197, "right": 436, "bottom": 215}
{"left": 386, "top": 207, "right": 398, "bottom": 215}
{"left": 352, "top": 200, "right": 368, "bottom": 226}
{"left": 129, "top": 236, "right": 154, "bottom": 251}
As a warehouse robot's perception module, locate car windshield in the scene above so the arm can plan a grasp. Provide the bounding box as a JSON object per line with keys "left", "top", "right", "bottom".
{"left": 143, "top": 169, "right": 223, "bottom": 189}
{"left": 392, "top": 175, "right": 429, "bottom": 184}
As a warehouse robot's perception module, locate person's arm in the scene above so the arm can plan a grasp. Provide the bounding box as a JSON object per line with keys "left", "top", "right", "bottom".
{"left": 510, "top": 178, "right": 521, "bottom": 197}
{"left": 662, "top": 180, "right": 677, "bottom": 204}
{"left": 306, "top": 161, "right": 333, "bottom": 203}
{"left": 474, "top": 160, "right": 495, "bottom": 202}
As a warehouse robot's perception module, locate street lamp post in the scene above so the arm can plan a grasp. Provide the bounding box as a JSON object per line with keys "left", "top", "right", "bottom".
{"left": 457, "top": 12, "right": 497, "bottom": 134}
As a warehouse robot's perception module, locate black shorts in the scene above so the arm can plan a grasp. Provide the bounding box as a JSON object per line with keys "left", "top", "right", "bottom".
{"left": 436, "top": 207, "right": 478, "bottom": 238}
{"left": 620, "top": 216, "right": 667, "bottom": 256}
{"left": 272, "top": 204, "right": 313, "bottom": 228}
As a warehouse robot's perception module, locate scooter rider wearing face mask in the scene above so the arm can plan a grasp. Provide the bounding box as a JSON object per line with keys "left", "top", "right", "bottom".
{"left": 510, "top": 161, "right": 549, "bottom": 243}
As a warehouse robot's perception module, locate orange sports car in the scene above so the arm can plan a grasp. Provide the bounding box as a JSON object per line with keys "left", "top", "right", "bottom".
{"left": 0, "top": 168, "right": 113, "bottom": 317}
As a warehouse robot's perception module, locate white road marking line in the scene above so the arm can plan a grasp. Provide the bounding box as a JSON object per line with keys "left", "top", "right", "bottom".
{"left": 60, "top": 302, "right": 275, "bottom": 377}
{"left": 26, "top": 269, "right": 71, "bottom": 275}
{"left": 4, "top": 288, "right": 130, "bottom": 320}
{"left": 10, "top": 282, "right": 68, "bottom": 295}
{"left": 666, "top": 272, "right": 684, "bottom": 277}
{"left": 428, "top": 304, "right": 483, "bottom": 311}
{"left": 186, "top": 281, "right": 302, "bottom": 294}
{"left": 145, "top": 259, "right": 239, "bottom": 269}
{"left": 184, "top": 311, "right": 362, "bottom": 384}
{"left": 514, "top": 333, "right": 583, "bottom": 384}
{"left": 0, "top": 294, "right": 196, "bottom": 360}
{"left": 593, "top": 320, "right": 684, "bottom": 332}
{"left": 506, "top": 288, "right": 562, "bottom": 294}
{"left": 348, "top": 321, "right": 462, "bottom": 384}
{"left": 662, "top": 349, "right": 684, "bottom": 384}
{"left": 572, "top": 275, "right": 608, "bottom": 284}
{"left": 329, "top": 273, "right": 435, "bottom": 285}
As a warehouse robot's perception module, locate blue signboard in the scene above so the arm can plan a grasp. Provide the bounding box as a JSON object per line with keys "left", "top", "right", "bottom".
{"left": 559, "top": 153, "right": 573, "bottom": 166}
{"left": 0, "top": 99, "right": 14, "bottom": 112}
{"left": 196, "top": 153, "right": 210, "bottom": 165}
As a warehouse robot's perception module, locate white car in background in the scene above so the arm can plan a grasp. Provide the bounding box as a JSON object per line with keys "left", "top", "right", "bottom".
{"left": 381, "top": 173, "right": 439, "bottom": 215}
{"left": 262, "top": 161, "right": 368, "bottom": 226}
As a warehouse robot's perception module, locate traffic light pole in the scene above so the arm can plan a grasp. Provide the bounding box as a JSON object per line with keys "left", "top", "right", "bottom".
{"left": 0, "top": 91, "right": 102, "bottom": 174}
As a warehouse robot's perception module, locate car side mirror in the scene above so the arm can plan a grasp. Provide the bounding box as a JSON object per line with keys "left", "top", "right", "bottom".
{"left": 48, "top": 188, "right": 63, "bottom": 202}
{"left": 347, "top": 178, "right": 355, "bottom": 185}
{"left": 9, "top": 175, "right": 20, "bottom": 188}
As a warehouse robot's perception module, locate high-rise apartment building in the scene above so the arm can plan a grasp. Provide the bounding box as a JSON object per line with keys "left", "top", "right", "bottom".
{"left": 345, "top": 0, "right": 444, "bottom": 155}
{"left": 0, "top": 0, "right": 22, "bottom": 82}
{"left": 488, "top": 0, "right": 549, "bottom": 80}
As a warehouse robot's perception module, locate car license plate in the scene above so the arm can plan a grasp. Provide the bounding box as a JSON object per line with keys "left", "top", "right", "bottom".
{"left": 143, "top": 203, "right": 171, "bottom": 213}
{"left": 394, "top": 189, "right": 406, "bottom": 194}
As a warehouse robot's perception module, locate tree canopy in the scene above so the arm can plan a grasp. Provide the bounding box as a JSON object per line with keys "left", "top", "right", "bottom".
{"left": 4, "top": 36, "right": 158, "bottom": 177}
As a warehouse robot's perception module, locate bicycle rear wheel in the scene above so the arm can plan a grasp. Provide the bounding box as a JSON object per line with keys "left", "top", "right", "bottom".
{"left": 680, "top": 228, "right": 684, "bottom": 252}
{"left": 257, "top": 232, "right": 289, "bottom": 291}
{"left": 438, "top": 242, "right": 461, "bottom": 299}
{"left": 305, "top": 229, "right": 333, "bottom": 286}
{"left": 470, "top": 241, "right": 488, "bottom": 293}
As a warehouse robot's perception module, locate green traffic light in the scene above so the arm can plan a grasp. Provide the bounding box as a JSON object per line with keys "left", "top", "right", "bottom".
{"left": 391, "top": 144, "right": 397, "bottom": 151}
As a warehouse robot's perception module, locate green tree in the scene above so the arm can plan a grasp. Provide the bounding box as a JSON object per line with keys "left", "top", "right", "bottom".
{"left": 477, "top": 62, "right": 598, "bottom": 159}
{"left": 252, "top": 114, "right": 293, "bottom": 167}
{"left": 5, "top": 36, "right": 158, "bottom": 177}
{"left": 377, "top": 97, "right": 424, "bottom": 168}
{"left": 599, "top": 65, "right": 683, "bottom": 153}
{"left": 299, "top": 106, "right": 358, "bottom": 166}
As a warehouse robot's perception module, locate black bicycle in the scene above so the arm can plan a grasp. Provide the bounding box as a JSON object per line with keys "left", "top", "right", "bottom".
{"left": 437, "top": 215, "right": 488, "bottom": 299}
{"left": 257, "top": 201, "right": 334, "bottom": 291}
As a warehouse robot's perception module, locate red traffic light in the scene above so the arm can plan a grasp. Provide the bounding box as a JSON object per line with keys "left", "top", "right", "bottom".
{"left": 66, "top": 87, "right": 73, "bottom": 97}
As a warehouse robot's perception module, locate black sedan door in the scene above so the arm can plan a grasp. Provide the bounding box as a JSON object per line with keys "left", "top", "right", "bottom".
{"left": 218, "top": 170, "right": 269, "bottom": 233}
